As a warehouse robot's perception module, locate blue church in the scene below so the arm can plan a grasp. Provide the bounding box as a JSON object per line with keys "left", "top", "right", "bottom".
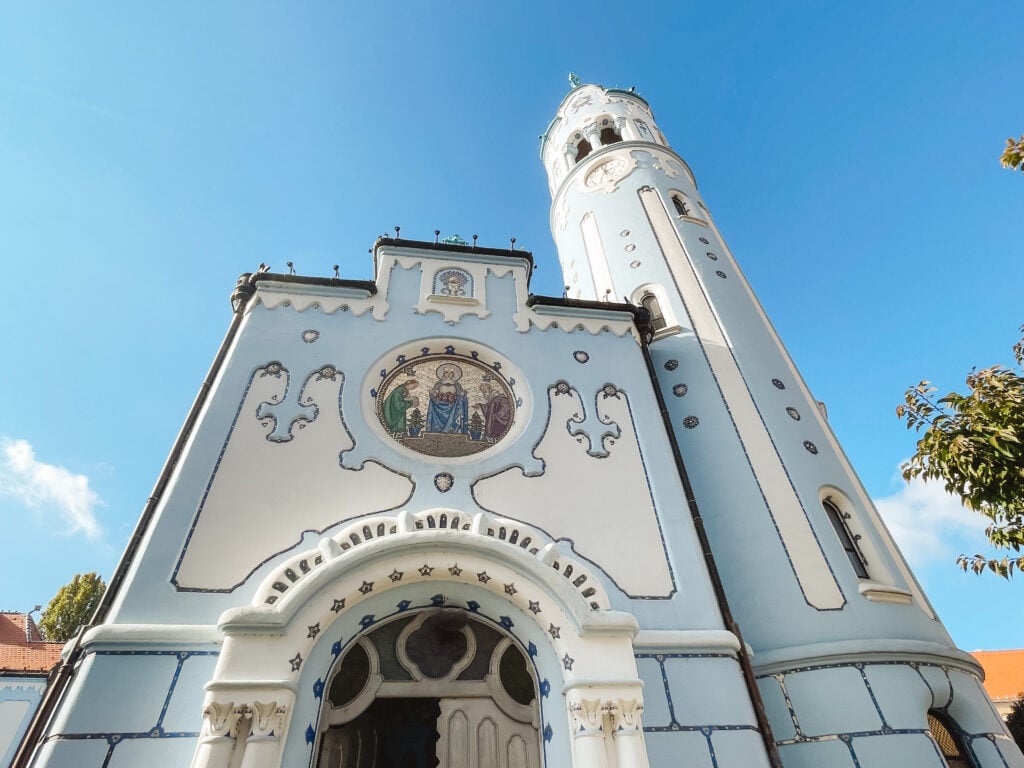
{"left": 12, "top": 79, "right": 1022, "bottom": 768}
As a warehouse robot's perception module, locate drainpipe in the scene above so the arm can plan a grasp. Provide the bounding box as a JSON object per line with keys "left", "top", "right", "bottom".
{"left": 639, "top": 332, "right": 784, "bottom": 768}
{"left": 11, "top": 273, "right": 258, "bottom": 768}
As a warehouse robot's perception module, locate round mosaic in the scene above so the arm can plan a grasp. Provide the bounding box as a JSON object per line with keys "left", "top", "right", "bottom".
{"left": 573, "top": 351, "right": 590, "bottom": 364}
{"left": 630, "top": 260, "right": 641, "bottom": 268}
{"left": 301, "top": 329, "right": 320, "bottom": 343}
{"left": 376, "top": 355, "right": 516, "bottom": 457}
{"left": 716, "top": 270, "right": 727, "bottom": 279}
{"left": 699, "top": 237, "right": 710, "bottom": 244}
{"left": 672, "top": 383, "right": 688, "bottom": 397}
{"left": 772, "top": 378, "right": 786, "bottom": 390}
{"left": 803, "top": 440, "right": 818, "bottom": 455}
{"left": 664, "top": 359, "right": 679, "bottom": 371}
{"left": 706, "top": 251, "right": 718, "bottom": 260}
{"left": 683, "top": 415, "right": 700, "bottom": 429}
{"left": 786, "top": 407, "right": 801, "bottom": 421}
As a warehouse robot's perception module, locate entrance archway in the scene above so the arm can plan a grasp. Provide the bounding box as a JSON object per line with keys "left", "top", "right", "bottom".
{"left": 317, "top": 609, "right": 540, "bottom": 768}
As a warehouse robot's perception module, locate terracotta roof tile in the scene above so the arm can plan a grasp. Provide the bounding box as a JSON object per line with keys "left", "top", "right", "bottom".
{"left": 0, "top": 613, "right": 63, "bottom": 675}
{"left": 971, "top": 650, "right": 1024, "bottom": 702}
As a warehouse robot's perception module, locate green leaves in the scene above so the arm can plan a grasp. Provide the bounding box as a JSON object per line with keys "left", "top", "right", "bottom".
{"left": 1002, "top": 134, "right": 1024, "bottom": 172}
{"left": 39, "top": 572, "right": 106, "bottom": 642}
{"left": 898, "top": 326, "right": 1024, "bottom": 578}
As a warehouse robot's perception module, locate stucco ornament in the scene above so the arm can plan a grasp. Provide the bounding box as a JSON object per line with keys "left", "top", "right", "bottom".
{"left": 584, "top": 157, "right": 630, "bottom": 192}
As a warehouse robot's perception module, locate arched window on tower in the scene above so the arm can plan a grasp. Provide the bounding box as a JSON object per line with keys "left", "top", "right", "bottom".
{"left": 927, "top": 711, "right": 974, "bottom": 768}
{"left": 822, "top": 497, "right": 869, "bottom": 579}
{"left": 640, "top": 293, "right": 666, "bottom": 332}
{"left": 672, "top": 194, "right": 690, "bottom": 217}
{"left": 599, "top": 125, "right": 622, "bottom": 145}
{"left": 574, "top": 138, "right": 593, "bottom": 163}
{"left": 632, "top": 283, "right": 679, "bottom": 340}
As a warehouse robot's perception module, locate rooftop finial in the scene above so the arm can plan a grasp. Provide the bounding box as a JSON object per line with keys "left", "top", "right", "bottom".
{"left": 568, "top": 72, "right": 582, "bottom": 89}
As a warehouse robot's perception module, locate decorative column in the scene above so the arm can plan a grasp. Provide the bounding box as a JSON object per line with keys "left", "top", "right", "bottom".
{"left": 611, "top": 699, "right": 649, "bottom": 768}
{"left": 238, "top": 701, "right": 287, "bottom": 768}
{"left": 569, "top": 698, "right": 610, "bottom": 768}
{"left": 583, "top": 121, "right": 601, "bottom": 150}
{"left": 192, "top": 702, "right": 245, "bottom": 768}
{"left": 614, "top": 116, "right": 633, "bottom": 141}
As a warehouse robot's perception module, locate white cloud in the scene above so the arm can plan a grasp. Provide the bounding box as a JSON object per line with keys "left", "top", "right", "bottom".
{"left": 0, "top": 438, "right": 103, "bottom": 539}
{"left": 874, "top": 473, "right": 988, "bottom": 569}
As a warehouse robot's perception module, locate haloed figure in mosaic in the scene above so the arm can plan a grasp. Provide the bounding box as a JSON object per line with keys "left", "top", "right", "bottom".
{"left": 381, "top": 379, "right": 420, "bottom": 436}
{"left": 474, "top": 381, "right": 513, "bottom": 442}
{"left": 427, "top": 363, "right": 469, "bottom": 434}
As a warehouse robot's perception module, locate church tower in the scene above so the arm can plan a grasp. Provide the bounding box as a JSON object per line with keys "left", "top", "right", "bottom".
{"left": 12, "top": 79, "right": 1022, "bottom": 768}
{"left": 540, "top": 78, "right": 1021, "bottom": 767}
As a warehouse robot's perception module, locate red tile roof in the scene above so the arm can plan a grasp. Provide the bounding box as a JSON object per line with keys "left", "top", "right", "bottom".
{"left": 971, "top": 649, "right": 1024, "bottom": 703}
{"left": 0, "top": 612, "right": 63, "bottom": 675}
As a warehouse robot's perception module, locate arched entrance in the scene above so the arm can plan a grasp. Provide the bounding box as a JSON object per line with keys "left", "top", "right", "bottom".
{"left": 191, "top": 509, "right": 650, "bottom": 768}
{"left": 317, "top": 609, "right": 540, "bottom": 768}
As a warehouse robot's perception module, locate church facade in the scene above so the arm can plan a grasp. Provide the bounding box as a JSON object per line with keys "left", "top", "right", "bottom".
{"left": 14, "top": 82, "right": 1022, "bottom": 768}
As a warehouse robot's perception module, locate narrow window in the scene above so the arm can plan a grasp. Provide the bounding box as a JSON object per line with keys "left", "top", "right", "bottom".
{"left": 927, "top": 711, "right": 973, "bottom": 768}
{"left": 672, "top": 195, "right": 690, "bottom": 216}
{"left": 599, "top": 126, "right": 622, "bottom": 145}
{"left": 574, "top": 139, "right": 592, "bottom": 163}
{"left": 640, "top": 293, "right": 666, "bottom": 331}
{"left": 823, "top": 498, "right": 868, "bottom": 579}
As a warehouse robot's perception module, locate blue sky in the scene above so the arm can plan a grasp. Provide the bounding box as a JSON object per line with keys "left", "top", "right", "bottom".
{"left": 0, "top": 2, "right": 1020, "bottom": 649}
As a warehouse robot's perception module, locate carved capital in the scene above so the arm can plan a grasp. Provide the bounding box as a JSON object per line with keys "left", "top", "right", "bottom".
{"left": 201, "top": 701, "right": 245, "bottom": 740}
{"left": 613, "top": 698, "right": 644, "bottom": 732}
{"left": 569, "top": 698, "right": 606, "bottom": 734}
{"left": 248, "top": 701, "right": 287, "bottom": 740}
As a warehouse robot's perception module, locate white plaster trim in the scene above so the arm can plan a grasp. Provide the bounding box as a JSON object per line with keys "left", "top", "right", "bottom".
{"left": 858, "top": 581, "right": 914, "bottom": 604}
{"left": 204, "top": 680, "right": 298, "bottom": 694}
{"left": 562, "top": 678, "right": 645, "bottom": 693}
{"left": 255, "top": 280, "right": 378, "bottom": 317}
{"left": 81, "top": 623, "right": 222, "bottom": 649}
{"left": 223, "top": 524, "right": 612, "bottom": 636}
{"left": 632, "top": 629, "right": 740, "bottom": 653}
{"left": 752, "top": 638, "right": 984, "bottom": 677}
{"left": 526, "top": 303, "right": 639, "bottom": 341}
{"left": 426, "top": 294, "right": 479, "bottom": 307}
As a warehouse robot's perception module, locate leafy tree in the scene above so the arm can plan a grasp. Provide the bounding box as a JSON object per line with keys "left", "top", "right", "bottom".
{"left": 896, "top": 327, "right": 1024, "bottom": 577}
{"left": 39, "top": 572, "right": 106, "bottom": 642}
{"left": 1008, "top": 696, "right": 1024, "bottom": 751}
{"left": 1002, "top": 135, "right": 1024, "bottom": 172}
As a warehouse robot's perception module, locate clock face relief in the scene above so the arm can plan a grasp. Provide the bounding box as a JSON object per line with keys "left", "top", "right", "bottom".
{"left": 376, "top": 353, "right": 517, "bottom": 458}
{"left": 584, "top": 157, "right": 629, "bottom": 190}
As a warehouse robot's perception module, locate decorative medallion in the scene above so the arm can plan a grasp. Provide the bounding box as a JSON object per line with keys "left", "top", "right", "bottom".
{"left": 699, "top": 237, "right": 710, "bottom": 244}
{"left": 716, "top": 270, "right": 727, "bottom": 279}
{"left": 375, "top": 352, "right": 517, "bottom": 458}
{"left": 625, "top": 243, "right": 636, "bottom": 252}
{"left": 630, "top": 260, "right": 641, "bottom": 269}
{"left": 683, "top": 416, "right": 700, "bottom": 429}
{"left": 301, "top": 330, "right": 320, "bottom": 343}
{"left": 772, "top": 378, "right": 786, "bottom": 390}
{"left": 786, "top": 407, "right": 801, "bottom": 421}
{"left": 434, "top": 472, "right": 454, "bottom": 493}
{"left": 672, "top": 384, "right": 688, "bottom": 397}
{"left": 706, "top": 252, "right": 718, "bottom": 260}
{"left": 584, "top": 157, "right": 629, "bottom": 190}
{"left": 803, "top": 440, "right": 819, "bottom": 455}
{"left": 620, "top": 229, "right": 630, "bottom": 237}
{"left": 664, "top": 359, "right": 679, "bottom": 371}
{"left": 433, "top": 268, "right": 473, "bottom": 298}
{"left": 573, "top": 351, "right": 590, "bottom": 364}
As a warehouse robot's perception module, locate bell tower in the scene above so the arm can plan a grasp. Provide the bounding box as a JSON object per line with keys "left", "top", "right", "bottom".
{"left": 541, "top": 77, "right": 1019, "bottom": 767}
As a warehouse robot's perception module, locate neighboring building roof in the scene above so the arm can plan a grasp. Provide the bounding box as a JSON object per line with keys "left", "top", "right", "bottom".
{"left": 0, "top": 612, "right": 63, "bottom": 675}
{"left": 971, "top": 649, "right": 1024, "bottom": 703}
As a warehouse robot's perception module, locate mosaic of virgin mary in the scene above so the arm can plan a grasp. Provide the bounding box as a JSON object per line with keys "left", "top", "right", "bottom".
{"left": 375, "top": 355, "right": 516, "bottom": 458}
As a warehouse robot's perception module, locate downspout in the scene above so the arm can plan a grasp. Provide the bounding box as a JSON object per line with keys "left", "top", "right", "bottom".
{"left": 11, "top": 273, "right": 259, "bottom": 768}
{"left": 639, "top": 331, "right": 784, "bottom": 768}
